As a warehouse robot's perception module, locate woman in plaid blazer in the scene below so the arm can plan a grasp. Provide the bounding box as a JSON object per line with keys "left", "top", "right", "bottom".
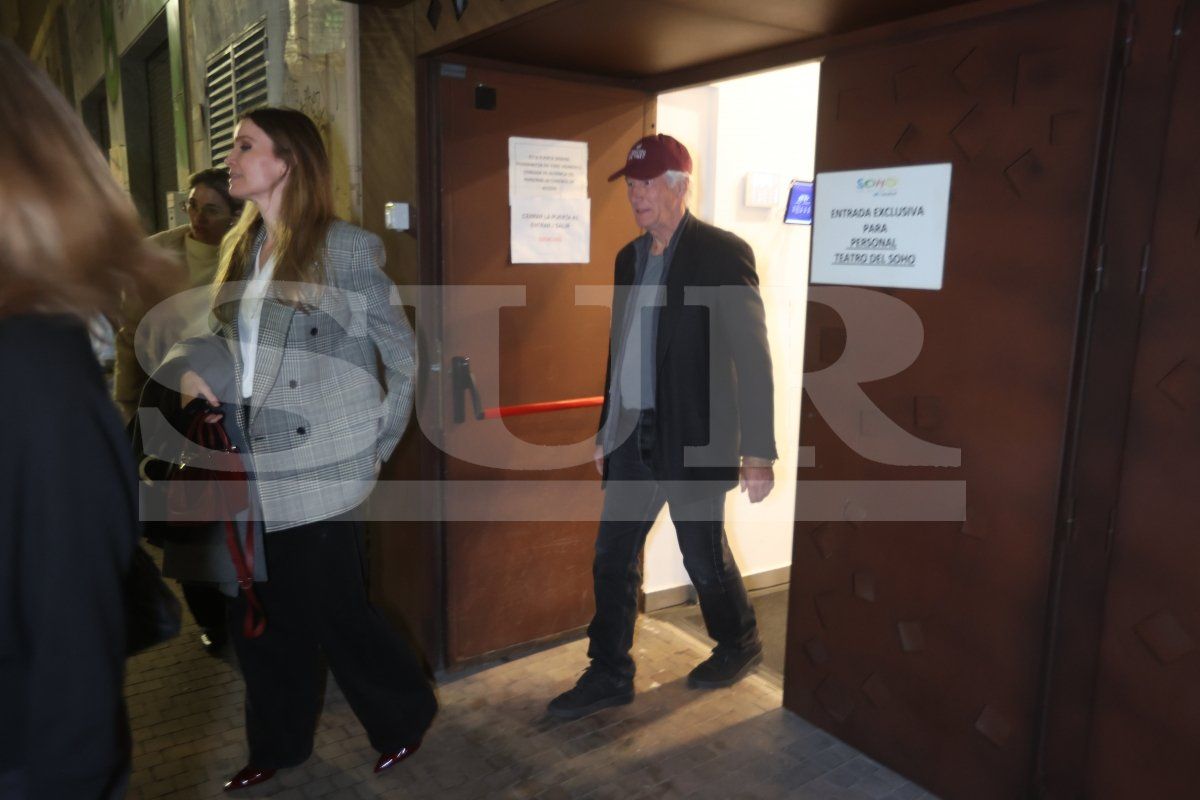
{"left": 168, "top": 107, "right": 436, "bottom": 792}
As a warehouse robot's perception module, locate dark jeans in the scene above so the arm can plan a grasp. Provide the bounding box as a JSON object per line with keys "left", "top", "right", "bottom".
{"left": 587, "top": 414, "right": 759, "bottom": 679}
{"left": 229, "top": 509, "right": 437, "bottom": 768}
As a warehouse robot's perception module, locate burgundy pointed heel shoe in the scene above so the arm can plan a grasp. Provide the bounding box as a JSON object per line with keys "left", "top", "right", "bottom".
{"left": 374, "top": 741, "right": 421, "bottom": 773}
{"left": 223, "top": 765, "right": 276, "bottom": 792}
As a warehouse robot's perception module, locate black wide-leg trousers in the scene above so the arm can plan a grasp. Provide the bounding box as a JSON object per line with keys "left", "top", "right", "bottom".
{"left": 228, "top": 509, "right": 437, "bottom": 769}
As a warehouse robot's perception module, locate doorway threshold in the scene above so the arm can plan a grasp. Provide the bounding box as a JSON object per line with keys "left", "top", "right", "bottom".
{"left": 651, "top": 584, "right": 790, "bottom": 685}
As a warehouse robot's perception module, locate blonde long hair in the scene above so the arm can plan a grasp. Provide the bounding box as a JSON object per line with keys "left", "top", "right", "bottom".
{"left": 0, "top": 38, "right": 169, "bottom": 320}
{"left": 213, "top": 107, "right": 335, "bottom": 320}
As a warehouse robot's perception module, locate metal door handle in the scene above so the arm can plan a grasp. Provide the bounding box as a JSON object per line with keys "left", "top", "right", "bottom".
{"left": 451, "top": 356, "right": 485, "bottom": 423}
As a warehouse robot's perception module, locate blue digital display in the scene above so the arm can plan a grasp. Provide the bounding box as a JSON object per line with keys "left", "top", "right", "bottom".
{"left": 783, "top": 181, "right": 814, "bottom": 225}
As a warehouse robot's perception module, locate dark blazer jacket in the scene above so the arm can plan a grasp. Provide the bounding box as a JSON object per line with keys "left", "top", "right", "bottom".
{"left": 597, "top": 212, "right": 777, "bottom": 501}
{"left": 0, "top": 314, "right": 136, "bottom": 799}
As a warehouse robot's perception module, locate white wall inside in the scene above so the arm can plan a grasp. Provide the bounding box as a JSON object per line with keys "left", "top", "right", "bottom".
{"left": 645, "top": 61, "right": 820, "bottom": 599}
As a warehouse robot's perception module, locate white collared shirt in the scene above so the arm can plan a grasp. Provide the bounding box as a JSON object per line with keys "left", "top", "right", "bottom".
{"left": 238, "top": 249, "right": 277, "bottom": 399}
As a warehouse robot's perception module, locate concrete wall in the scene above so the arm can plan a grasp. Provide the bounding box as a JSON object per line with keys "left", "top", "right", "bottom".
{"left": 65, "top": 0, "right": 106, "bottom": 104}
{"left": 47, "top": 0, "right": 559, "bottom": 269}
{"left": 57, "top": 0, "right": 361, "bottom": 221}
{"left": 185, "top": 0, "right": 361, "bottom": 220}
{"left": 31, "top": 5, "right": 73, "bottom": 100}
{"left": 113, "top": 0, "right": 169, "bottom": 52}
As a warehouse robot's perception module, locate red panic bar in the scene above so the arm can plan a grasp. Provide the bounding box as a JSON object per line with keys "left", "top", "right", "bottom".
{"left": 482, "top": 396, "right": 604, "bottom": 420}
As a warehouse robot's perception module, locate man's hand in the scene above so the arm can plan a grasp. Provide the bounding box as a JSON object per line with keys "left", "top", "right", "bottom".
{"left": 594, "top": 445, "right": 605, "bottom": 477}
{"left": 739, "top": 457, "right": 775, "bottom": 503}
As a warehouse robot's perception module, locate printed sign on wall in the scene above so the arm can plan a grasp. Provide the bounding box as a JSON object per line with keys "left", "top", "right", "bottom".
{"left": 810, "top": 163, "right": 952, "bottom": 290}
{"left": 508, "top": 137, "right": 588, "bottom": 200}
{"left": 510, "top": 196, "right": 591, "bottom": 265}
{"left": 509, "top": 137, "right": 591, "bottom": 263}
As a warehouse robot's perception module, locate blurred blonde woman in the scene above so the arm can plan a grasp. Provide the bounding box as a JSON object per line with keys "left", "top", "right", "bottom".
{"left": 157, "top": 107, "right": 436, "bottom": 792}
{"left": 0, "top": 37, "right": 170, "bottom": 799}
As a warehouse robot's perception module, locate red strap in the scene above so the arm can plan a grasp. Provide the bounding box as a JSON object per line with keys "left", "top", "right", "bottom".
{"left": 191, "top": 412, "right": 267, "bottom": 639}
{"left": 224, "top": 513, "right": 266, "bottom": 639}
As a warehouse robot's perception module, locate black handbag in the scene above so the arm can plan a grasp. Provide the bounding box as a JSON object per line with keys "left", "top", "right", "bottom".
{"left": 124, "top": 544, "right": 182, "bottom": 655}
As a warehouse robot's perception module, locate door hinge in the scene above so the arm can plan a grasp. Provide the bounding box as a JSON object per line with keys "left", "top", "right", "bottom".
{"left": 1092, "top": 243, "right": 1106, "bottom": 295}
{"left": 1122, "top": 8, "right": 1137, "bottom": 67}
{"left": 1063, "top": 496, "right": 1077, "bottom": 543}
{"left": 1170, "top": 3, "right": 1185, "bottom": 62}
{"left": 1137, "top": 243, "right": 1152, "bottom": 294}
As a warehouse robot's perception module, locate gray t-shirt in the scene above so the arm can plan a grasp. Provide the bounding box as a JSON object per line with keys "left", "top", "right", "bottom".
{"left": 617, "top": 252, "right": 665, "bottom": 411}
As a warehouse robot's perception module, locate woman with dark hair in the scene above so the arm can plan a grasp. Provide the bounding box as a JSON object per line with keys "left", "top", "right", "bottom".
{"left": 185, "top": 168, "right": 243, "bottom": 245}
{"left": 161, "top": 107, "right": 436, "bottom": 792}
{"left": 114, "top": 167, "right": 244, "bottom": 424}
{"left": 0, "top": 37, "right": 171, "bottom": 799}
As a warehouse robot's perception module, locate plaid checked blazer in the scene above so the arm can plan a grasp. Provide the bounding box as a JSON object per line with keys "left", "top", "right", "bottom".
{"left": 161, "top": 220, "right": 415, "bottom": 531}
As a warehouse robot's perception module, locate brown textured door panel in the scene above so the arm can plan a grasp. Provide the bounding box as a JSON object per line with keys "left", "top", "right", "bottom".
{"left": 435, "top": 65, "right": 650, "bottom": 665}
{"left": 784, "top": 3, "right": 1117, "bottom": 798}
{"left": 1081, "top": 4, "right": 1200, "bottom": 796}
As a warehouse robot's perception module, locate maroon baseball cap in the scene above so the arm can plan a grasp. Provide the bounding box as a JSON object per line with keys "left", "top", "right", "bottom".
{"left": 607, "top": 134, "right": 692, "bottom": 182}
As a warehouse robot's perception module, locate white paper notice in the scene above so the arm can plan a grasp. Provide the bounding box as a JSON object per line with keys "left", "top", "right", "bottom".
{"left": 811, "top": 163, "right": 952, "bottom": 290}
{"left": 508, "top": 137, "right": 588, "bottom": 202}
{"left": 510, "top": 196, "right": 591, "bottom": 264}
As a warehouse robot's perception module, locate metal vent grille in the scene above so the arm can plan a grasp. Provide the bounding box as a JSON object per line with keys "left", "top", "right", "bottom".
{"left": 205, "top": 21, "right": 268, "bottom": 167}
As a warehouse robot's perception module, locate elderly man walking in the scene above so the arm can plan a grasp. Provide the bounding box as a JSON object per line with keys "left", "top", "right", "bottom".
{"left": 549, "top": 134, "right": 777, "bottom": 719}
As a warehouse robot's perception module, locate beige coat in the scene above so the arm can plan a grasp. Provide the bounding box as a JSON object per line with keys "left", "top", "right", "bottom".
{"left": 114, "top": 225, "right": 219, "bottom": 422}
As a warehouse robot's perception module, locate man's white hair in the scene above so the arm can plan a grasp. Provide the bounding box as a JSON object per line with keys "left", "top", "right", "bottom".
{"left": 664, "top": 169, "right": 691, "bottom": 189}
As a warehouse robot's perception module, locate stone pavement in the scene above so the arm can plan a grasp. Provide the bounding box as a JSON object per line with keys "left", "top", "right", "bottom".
{"left": 124, "top": 596, "right": 936, "bottom": 799}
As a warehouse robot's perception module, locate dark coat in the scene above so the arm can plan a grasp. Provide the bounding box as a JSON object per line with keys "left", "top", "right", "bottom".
{"left": 598, "top": 212, "right": 777, "bottom": 501}
{"left": 0, "top": 314, "right": 136, "bottom": 799}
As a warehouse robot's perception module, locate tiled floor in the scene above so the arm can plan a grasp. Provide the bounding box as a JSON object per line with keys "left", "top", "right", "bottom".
{"left": 124, "top": 588, "right": 935, "bottom": 799}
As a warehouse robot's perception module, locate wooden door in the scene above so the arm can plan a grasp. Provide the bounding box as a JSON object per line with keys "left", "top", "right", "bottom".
{"left": 784, "top": 3, "right": 1119, "bottom": 798}
{"left": 1078, "top": 3, "right": 1200, "bottom": 795}
{"left": 431, "top": 63, "right": 651, "bottom": 666}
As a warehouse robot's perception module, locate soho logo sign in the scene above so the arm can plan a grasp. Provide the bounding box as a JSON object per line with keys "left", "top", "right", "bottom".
{"left": 856, "top": 176, "right": 900, "bottom": 190}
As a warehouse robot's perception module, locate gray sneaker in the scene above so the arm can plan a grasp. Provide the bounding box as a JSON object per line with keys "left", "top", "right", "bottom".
{"left": 687, "top": 646, "right": 763, "bottom": 688}
{"left": 548, "top": 667, "right": 634, "bottom": 719}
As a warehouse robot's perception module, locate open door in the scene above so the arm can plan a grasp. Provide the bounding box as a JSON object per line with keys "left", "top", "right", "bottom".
{"left": 429, "top": 62, "right": 651, "bottom": 666}
{"left": 784, "top": 2, "right": 1119, "bottom": 798}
